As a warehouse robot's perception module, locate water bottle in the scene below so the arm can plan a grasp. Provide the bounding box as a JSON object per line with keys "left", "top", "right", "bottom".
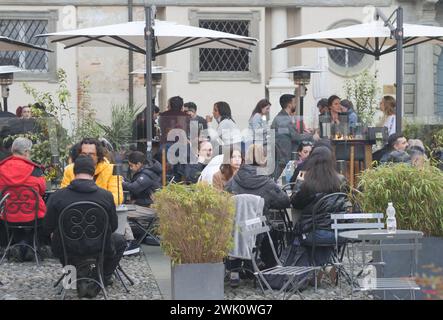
{"left": 284, "top": 161, "right": 295, "bottom": 185}
{"left": 386, "top": 202, "right": 397, "bottom": 233}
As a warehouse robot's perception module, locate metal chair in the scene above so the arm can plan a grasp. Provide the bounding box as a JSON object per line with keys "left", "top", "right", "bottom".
{"left": 239, "top": 214, "right": 318, "bottom": 299}
{"left": 330, "top": 212, "right": 384, "bottom": 291}
{"left": 55, "top": 201, "right": 110, "bottom": 300}
{"left": 0, "top": 193, "right": 9, "bottom": 286}
{"left": 353, "top": 230, "right": 423, "bottom": 300}
{"left": 0, "top": 186, "right": 42, "bottom": 265}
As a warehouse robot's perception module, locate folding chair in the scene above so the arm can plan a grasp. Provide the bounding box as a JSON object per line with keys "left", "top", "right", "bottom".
{"left": 239, "top": 214, "right": 318, "bottom": 299}
{"left": 353, "top": 230, "right": 423, "bottom": 300}
{"left": 55, "top": 201, "right": 110, "bottom": 300}
{"left": 0, "top": 186, "right": 42, "bottom": 266}
{"left": 330, "top": 212, "right": 384, "bottom": 292}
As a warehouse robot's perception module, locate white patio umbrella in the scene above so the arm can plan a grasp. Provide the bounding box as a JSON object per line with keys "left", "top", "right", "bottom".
{"left": 37, "top": 20, "right": 256, "bottom": 56}
{"left": 36, "top": 6, "right": 257, "bottom": 169}
{"left": 273, "top": 19, "right": 443, "bottom": 59}
{"left": 273, "top": 7, "right": 443, "bottom": 133}
{"left": 0, "top": 36, "right": 51, "bottom": 52}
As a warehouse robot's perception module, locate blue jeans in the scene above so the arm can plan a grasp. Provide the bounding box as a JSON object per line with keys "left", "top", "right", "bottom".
{"left": 301, "top": 230, "right": 336, "bottom": 265}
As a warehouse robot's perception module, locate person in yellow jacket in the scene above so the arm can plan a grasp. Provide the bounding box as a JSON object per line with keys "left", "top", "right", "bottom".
{"left": 61, "top": 138, "right": 138, "bottom": 255}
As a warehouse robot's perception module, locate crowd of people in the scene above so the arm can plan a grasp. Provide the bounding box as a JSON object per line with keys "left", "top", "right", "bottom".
{"left": 0, "top": 91, "right": 439, "bottom": 296}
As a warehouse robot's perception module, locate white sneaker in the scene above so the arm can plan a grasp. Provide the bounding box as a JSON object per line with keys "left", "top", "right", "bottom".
{"left": 123, "top": 241, "right": 141, "bottom": 256}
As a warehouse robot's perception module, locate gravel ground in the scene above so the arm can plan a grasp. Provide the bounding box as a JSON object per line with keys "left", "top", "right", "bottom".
{"left": 0, "top": 253, "right": 162, "bottom": 300}
{"left": 0, "top": 248, "right": 374, "bottom": 300}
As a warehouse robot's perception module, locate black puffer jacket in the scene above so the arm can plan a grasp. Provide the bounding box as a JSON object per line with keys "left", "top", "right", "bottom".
{"left": 225, "top": 164, "right": 290, "bottom": 215}
{"left": 123, "top": 160, "right": 162, "bottom": 206}
{"left": 290, "top": 182, "right": 348, "bottom": 235}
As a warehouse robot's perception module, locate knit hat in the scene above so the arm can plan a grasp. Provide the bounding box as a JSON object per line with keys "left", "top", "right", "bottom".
{"left": 74, "top": 155, "right": 95, "bottom": 176}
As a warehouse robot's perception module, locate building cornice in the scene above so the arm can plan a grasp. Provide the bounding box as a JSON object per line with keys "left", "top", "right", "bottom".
{"left": 0, "top": 0, "right": 393, "bottom": 7}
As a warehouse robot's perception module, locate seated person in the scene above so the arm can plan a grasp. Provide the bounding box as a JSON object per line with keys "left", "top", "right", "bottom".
{"left": 0, "top": 137, "right": 46, "bottom": 261}
{"left": 290, "top": 146, "right": 347, "bottom": 266}
{"left": 176, "top": 140, "right": 214, "bottom": 184}
{"left": 43, "top": 155, "right": 126, "bottom": 298}
{"left": 225, "top": 144, "right": 290, "bottom": 215}
{"left": 380, "top": 133, "right": 409, "bottom": 163}
{"left": 225, "top": 144, "right": 290, "bottom": 283}
{"left": 213, "top": 147, "right": 243, "bottom": 191}
{"left": 61, "top": 138, "right": 137, "bottom": 255}
{"left": 123, "top": 151, "right": 162, "bottom": 207}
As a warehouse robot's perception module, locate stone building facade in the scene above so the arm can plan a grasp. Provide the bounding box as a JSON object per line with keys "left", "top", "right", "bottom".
{"left": 0, "top": 0, "right": 441, "bottom": 131}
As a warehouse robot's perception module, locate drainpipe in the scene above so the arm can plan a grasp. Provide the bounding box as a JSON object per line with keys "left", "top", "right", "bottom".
{"left": 128, "top": 0, "right": 134, "bottom": 106}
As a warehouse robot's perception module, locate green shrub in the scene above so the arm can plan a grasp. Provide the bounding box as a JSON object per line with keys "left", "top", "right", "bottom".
{"left": 356, "top": 163, "right": 443, "bottom": 237}
{"left": 153, "top": 183, "right": 235, "bottom": 264}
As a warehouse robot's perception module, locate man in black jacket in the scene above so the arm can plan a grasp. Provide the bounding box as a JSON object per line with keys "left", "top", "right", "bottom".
{"left": 43, "top": 155, "right": 126, "bottom": 296}
{"left": 123, "top": 151, "right": 162, "bottom": 206}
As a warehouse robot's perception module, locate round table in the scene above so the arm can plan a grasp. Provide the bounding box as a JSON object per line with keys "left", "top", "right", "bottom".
{"left": 339, "top": 229, "right": 423, "bottom": 240}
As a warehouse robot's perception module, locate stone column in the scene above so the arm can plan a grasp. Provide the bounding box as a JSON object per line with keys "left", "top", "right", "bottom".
{"left": 415, "top": 0, "right": 439, "bottom": 122}
{"left": 266, "top": 7, "right": 295, "bottom": 120}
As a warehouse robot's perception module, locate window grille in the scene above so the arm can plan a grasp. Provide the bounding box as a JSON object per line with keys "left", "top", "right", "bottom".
{"left": 328, "top": 48, "right": 365, "bottom": 68}
{"left": 0, "top": 19, "right": 49, "bottom": 72}
{"left": 199, "top": 20, "right": 250, "bottom": 72}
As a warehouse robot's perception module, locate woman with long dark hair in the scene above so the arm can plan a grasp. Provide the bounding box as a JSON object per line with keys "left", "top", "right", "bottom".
{"left": 248, "top": 99, "right": 271, "bottom": 146}
{"left": 212, "top": 147, "right": 243, "bottom": 191}
{"left": 290, "top": 146, "right": 347, "bottom": 265}
{"left": 208, "top": 101, "right": 242, "bottom": 147}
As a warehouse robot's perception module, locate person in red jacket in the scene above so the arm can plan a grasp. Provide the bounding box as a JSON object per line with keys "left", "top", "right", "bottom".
{"left": 0, "top": 137, "right": 46, "bottom": 260}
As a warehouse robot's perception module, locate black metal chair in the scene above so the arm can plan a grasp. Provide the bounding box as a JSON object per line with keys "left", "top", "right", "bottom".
{"left": 55, "top": 201, "right": 109, "bottom": 300}
{"left": 303, "top": 192, "right": 350, "bottom": 286}
{"left": 0, "top": 192, "right": 9, "bottom": 286}
{"left": 0, "top": 186, "right": 42, "bottom": 266}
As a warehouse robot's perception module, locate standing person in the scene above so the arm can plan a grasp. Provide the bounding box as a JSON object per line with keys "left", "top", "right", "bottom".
{"left": 43, "top": 155, "right": 126, "bottom": 298}
{"left": 328, "top": 95, "right": 342, "bottom": 125}
{"left": 248, "top": 99, "right": 271, "bottom": 147}
{"left": 20, "top": 106, "right": 33, "bottom": 119}
{"left": 317, "top": 98, "right": 331, "bottom": 139}
{"left": 380, "top": 95, "right": 396, "bottom": 136}
{"left": 207, "top": 101, "right": 242, "bottom": 150}
{"left": 271, "top": 94, "right": 312, "bottom": 181}
{"left": 340, "top": 99, "right": 358, "bottom": 131}
{"left": 123, "top": 151, "right": 162, "bottom": 207}
{"left": 158, "top": 96, "right": 190, "bottom": 182}
{"left": 212, "top": 147, "right": 243, "bottom": 191}
{"left": 184, "top": 102, "right": 207, "bottom": 139}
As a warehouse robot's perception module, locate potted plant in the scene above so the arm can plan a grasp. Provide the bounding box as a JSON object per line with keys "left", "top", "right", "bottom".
{"left": 356, "top": 163, "right": 443, "bottom": 299}
{"left": 153, "top": 183, "right": 235, "bottom": 300}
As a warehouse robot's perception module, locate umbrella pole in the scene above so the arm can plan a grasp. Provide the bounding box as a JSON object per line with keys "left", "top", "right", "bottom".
{"left": 394, "top": 7, "right": 404, "bottom": 134}
{"left": 145, "top": 3, "right": 154, "bottom": 162}
{"left": 376, "top": 6, "right": 404, "bottom": 134}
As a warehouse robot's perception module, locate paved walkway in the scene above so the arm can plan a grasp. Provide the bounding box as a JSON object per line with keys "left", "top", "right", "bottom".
{"left": 141, "top": 244, "right": 171, "bottom": 299}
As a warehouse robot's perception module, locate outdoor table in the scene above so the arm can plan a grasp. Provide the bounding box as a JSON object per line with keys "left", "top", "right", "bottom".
{"left": 125, "top": 205, "right": 159, "bottom": 246}
{"left": 339, "top": 229, "right": 423, "bottom": 241}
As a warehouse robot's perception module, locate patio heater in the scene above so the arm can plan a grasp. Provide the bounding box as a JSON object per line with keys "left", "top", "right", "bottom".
{"left": 0, "top": 66, "right": 24, "bottom": 112}
{"left": 130, "top": 66, "right": 175, "bottom": 106}
{"left": 282, "top": 66, "right": 322, "bottom": 132}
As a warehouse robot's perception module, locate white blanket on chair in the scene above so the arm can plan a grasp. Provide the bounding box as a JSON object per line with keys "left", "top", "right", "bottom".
{"left": 229, "top": 194, "right": 264, "bottom": 260}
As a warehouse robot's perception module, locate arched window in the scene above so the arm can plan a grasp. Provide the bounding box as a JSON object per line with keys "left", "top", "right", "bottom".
{"left": 327, "top": 20, "right": 374, "bottom": 77}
